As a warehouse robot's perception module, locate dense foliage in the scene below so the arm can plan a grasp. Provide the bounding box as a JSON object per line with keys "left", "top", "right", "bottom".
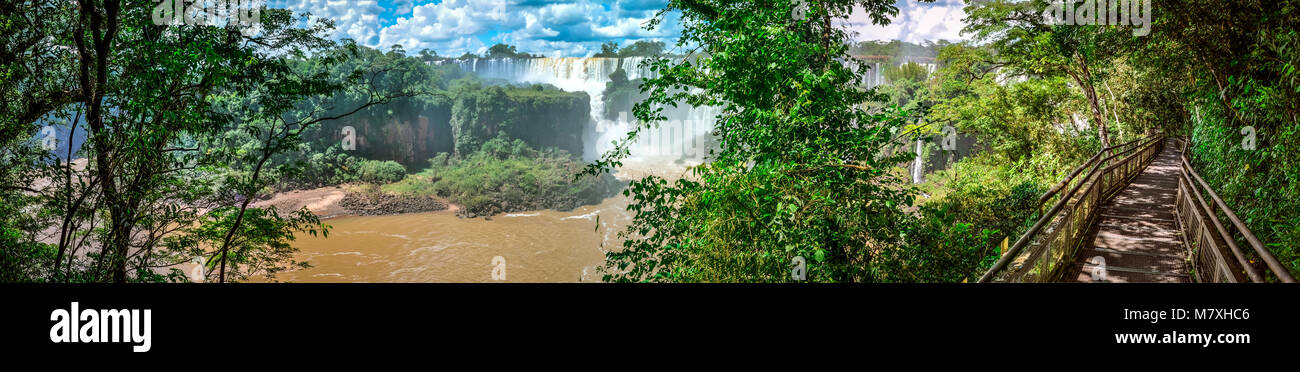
{"left": 586, "top": 0, "right": 925, "bottom": 282}
{"left": 486, "top": 43, "right": 540, "bottom": 59}
{"left": 357, "top": 160, "right": 407, "bottom": 184}
{"left": 601, "top": 68, "right": 646, "bottom": 120}
{"left": 1140, "top": 0, "right": 1300, "bottom": 279}
{"left": 593, "top": 40, "right": 670, "bottom": 58}
{"left": 0, "top": 2, "right": 423, "bottom": 282}
{"left": 5, "top": 0, "right": 1299, "bottom": 284}
{"left": 585, "top": 0, "right": 1300, "bottom": 282}
{"left": 386, "top": 136, "right": 622, "bottom": 217}
{"left": 448, "top": 80, "right": 588, "bottom": 157}
{"left": 849, "top": 39, "right": 948, "bottom": 58}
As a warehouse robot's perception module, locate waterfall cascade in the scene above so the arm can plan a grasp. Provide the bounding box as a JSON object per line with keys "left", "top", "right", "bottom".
{"left": 859, "top": 61, "right": 938, "bottom": 88}
{"left": 443, "top": 57, "right": 656, "bottom": 120}
{"left": 441, "top": 57, "right": 942, "bottom": 166}
{"left": 444, "top": 57, "right": 717, "bottom": 163}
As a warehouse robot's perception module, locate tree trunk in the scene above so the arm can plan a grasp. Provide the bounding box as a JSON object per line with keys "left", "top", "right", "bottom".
{"left": 1085, "top": 84, "right": 1109, "bottom": 147}
{"left": 54, "top": 107, "right": 82, "bottom": 275}
{"left": 1072, "top": 55, "right": 1109, "bottom": 147}
{"left": 217, "top": 151, "right": 271, "bottom": 283}
{"left": 75, "top": 0, "right": 128, "bottom": 282}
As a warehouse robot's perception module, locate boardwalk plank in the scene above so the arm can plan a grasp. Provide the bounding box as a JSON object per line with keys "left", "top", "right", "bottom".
{"left": 1061, "top": 140, "right": 1190, "bottom": 283}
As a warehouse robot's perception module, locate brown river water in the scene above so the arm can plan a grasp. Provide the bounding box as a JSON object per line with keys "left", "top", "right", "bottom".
{"left": 264, "top": 159, "right": 695, "bottom": 283}
{"left": 273, "top": 195, "right": 633, "bottom": 283}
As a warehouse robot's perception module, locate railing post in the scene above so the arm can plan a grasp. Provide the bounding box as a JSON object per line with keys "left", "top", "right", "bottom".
{"left": 1042, "top": 237, "right": 1051, "bottom": 282}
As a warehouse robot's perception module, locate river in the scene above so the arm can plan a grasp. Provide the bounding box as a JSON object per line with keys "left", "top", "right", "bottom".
{"left": 274, "top": 195, "right": 633, "bottom": 283}
{"left": 271, "top": 57, "right": 708, "bottom": 283}
{"left": 270, "top": 135, "right": 694, "bottom": 283}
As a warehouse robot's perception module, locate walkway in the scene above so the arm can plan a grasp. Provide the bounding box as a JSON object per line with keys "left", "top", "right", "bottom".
{"left": 1063, "top": 141, "right": 1190, "bottom": 283}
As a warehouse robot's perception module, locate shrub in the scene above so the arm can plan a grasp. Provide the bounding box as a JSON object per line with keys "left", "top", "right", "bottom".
{"left": 300, "top": 146, "right": 360, "bottom": 187}
{"left": 357, "top": 160, "right": 407, "bottom": 184}
{"left": 880, "top": 153, "right": 1058, "bottom": 282}
{"left": 383, "top": 142, "right": 621, "bottom": 216}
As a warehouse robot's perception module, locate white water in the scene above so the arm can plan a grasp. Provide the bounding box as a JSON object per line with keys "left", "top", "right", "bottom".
{"left": 446, "top": 57, "right": 940, "bottom": 165}
{"left": 452, "top": 57, "right": 651, "bottom": 120}
{"left": 913, "top": 138, "right": 924, "bottom": 184}
{"left": 445, "top": 57, "right": 718, "bottom": 162}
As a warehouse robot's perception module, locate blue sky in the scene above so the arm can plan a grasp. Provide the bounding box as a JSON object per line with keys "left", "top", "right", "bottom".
{"left": 269, "top": 0, "right": 968, "bottom": 57}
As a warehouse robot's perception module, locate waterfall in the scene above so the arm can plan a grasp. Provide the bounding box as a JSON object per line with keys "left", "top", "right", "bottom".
{"left": 875, "top": 62, "right": 883, "bottom": 87}
{"left": 460, "top": 57, "right": 622, "bottom": 122}
{"left": 912, "top": 138, "right": 925, "bottom": 184}
{"left": 453, "top": 57, "right": 717, "bottom": 163}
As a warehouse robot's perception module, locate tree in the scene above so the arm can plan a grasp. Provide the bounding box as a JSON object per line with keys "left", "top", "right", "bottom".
{"left": 0, "top": 1, "right": 426, "bottom": 282}
{"left": 618, "top": 40, "right": 666, "bottom": 57}
{"left": 487, "top": 43, "right": 525, "bottom": 59}
{"left": 0, "top": 1, "right": 80, "bottom": 147}
{"left": 61, "top": 0, "right": 270, "bottom": 282}
{"left": 418, "top": 49, "right": 438, "bottom": 63}
{"left": 963, "top": 0, "right": 1132, "bottom": 147}
{"left": 917, "top": 41, "right": 1099, "bottom": 163}
{"left": 878, "top": 62, "right": 932, "bottom": 111}
{"left": 1137, "top": 0, "right": 1300, "bottom": 279}
{"left": 594, "top": 41, "right": 620, "bottom": 57}
{"left": 601, "top": 68, "right": 645, "bottom": 120}
{"left": 584, "top": 0, "right": 923, "bottom": 282}
{"left": 884, "top": 62, "right": 929, "bottom": 83}
{"left": 201, "top": 39, "right": 428, "bottom": 283}
{"left": 357, "top": 160, "right": 407, "bottom": 184}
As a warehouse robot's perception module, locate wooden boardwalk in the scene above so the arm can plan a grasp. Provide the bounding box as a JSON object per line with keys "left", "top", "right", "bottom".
{"left": 1063, "top": 140, "right": 1190, "bottom": 283}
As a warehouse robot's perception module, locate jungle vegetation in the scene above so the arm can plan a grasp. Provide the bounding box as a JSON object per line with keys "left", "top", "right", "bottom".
{"left": 2, "top": 0, "right": 1297, "bottom": 283}
{"left": 585, "top": 0, "right": 1300, "bottom": 282}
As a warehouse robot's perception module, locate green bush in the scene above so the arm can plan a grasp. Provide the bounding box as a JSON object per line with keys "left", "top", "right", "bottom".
{"left": 298, "top": 145, "right": 360, "bottom": 187}
{"left": 383, "top": 140, "right": 621, "bottom": 216}
{"left": 877, "top": 153, "right": 1060, "bottom": 282}
{"left": 357, "top": 160, "right": 407, "bottom": 184}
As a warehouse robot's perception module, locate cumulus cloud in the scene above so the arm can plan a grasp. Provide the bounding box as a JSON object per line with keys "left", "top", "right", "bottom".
{"left": 376, "top": 0, "right": 513, "bottom": 52}
{"left": 279, "top": 0, "right": 387, "bottom": 45}
{"left": 844, "top": 0, "right": 968, "bottom": 43}
{"left": 272, "top": 0, "right": 960, "bottom": 57}
{"left": 273, "top": 0, "right": 680, "bottom": 57}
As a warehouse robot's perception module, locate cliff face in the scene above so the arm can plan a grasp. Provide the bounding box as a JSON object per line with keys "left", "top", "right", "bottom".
{"left": 500, "top": 88, "right": 587, "bottom": 157}
{"left": 317, "top": 86, "right": 589, "bottom": 167}
{"left": 318, "top": 97, "right": 454, "bottom": 167}
{"left": 449, "top": 85, "right": 588, "bottom": 157}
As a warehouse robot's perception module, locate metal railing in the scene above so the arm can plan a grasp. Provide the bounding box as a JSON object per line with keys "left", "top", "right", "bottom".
{"left": 978, "top": 134, "right": 1164, "bottom": 282}
{"left": 1172, "top": 138, "right": 1297, "bottom": 283}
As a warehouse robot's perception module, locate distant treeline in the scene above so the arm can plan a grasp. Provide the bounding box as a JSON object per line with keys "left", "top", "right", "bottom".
{"left": 410, "top": 40, "right": 676, "bottom": 62}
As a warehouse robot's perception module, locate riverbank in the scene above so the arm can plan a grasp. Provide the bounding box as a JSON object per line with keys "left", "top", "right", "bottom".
{"left": 253, "top": 156, "right": 695, "bottom": 221}
{"left": 251, "top": 184, "right": 457, "bottom": 220}
{"left": 264, "top": 159, "right": 694, "bottom": 282}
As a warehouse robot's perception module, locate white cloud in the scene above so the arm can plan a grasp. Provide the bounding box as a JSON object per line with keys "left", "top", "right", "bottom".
{"left": 844, "top": 0, "right": 968, "bottom": 43}
{"left": 277, "top": 0, "right": 965, "bottom": 57}
{"left": 376, "top": 0, "right": 513, "bottom": 51}
{"left": 281, "top": 0, "right": 386, "bottom": 45}
{"left": 276, "top": 0, "right": 680, "bottom": 57}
